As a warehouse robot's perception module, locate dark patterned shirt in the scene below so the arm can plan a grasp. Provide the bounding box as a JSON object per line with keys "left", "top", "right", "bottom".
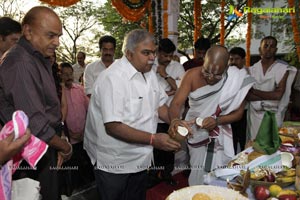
{"left": 0, "top": 36, "right": 61, "bottom": 142}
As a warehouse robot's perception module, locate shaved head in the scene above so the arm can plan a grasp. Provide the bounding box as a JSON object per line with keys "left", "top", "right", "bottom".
{"left": 205, "top": 45, "right": 229, "bottom": 69}
{"left": 202, "top": 45, "right": 229, "bottom": 84}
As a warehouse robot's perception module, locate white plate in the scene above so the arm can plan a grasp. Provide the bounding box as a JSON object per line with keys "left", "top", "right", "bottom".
{"left": 166, "top": 185, "right": 248, "bottom": 200}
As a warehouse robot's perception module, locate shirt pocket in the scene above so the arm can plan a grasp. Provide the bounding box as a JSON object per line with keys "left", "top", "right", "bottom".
{"left": 128, "top": 97, "right": 143, "bottom": 121}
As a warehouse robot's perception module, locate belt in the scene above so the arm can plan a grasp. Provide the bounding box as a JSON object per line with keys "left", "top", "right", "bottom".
{"left": 187, "top": 137, "right": 211, "bottom": 148}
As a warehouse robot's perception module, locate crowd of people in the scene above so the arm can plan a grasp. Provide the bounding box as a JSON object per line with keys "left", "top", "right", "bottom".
{"left": 0, "top": 5, "right": 299, "bottom": 200}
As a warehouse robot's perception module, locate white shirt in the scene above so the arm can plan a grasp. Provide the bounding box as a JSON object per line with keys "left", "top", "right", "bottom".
{"left": 72, "top": 63, "right": 85, "bottom": 84}
{"left": 83, "top": 59, "right": 107, "bottom": 95}
{"left": 153, "top": 59, "right": 185, "bottom": 123}
{"left": 84, "top": 56, "right": 167, "bottom": 173}
{"left": 153, "top": 60, "right": 185, "bottom": 106}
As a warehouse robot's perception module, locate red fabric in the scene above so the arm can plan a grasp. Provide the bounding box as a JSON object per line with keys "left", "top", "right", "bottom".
{"left": 146, "top": 171, "right": 188, "bottom": 200}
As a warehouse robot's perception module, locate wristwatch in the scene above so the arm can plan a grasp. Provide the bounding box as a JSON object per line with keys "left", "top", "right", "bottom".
{"left": 164, "top": 75, "right": 171, "bottom": 80}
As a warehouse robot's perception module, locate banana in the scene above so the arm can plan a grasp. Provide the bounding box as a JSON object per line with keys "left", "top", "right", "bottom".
{"left": 276, "top": 176, "right": 296, "bottom": 183}
{"left": 250, "top": 172, "right": 266, "bottom": 180}
{"left": 277, "top": 189, "right": 297, "bottom": 197}
{"left": 284, "top": 168, "right": 296, "bottom": 177}
{"left": 277, "top": 168, "right": 296, "bottom": 177}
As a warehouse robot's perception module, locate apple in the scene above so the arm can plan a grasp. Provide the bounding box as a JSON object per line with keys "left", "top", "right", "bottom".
{"left": 254, "top": 185, "right": 270, "bottom": 200}
{"left": 278, "top": 194, "right": 297, "bottom": 200}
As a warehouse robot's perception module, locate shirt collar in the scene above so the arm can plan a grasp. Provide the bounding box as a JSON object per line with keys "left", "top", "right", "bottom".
{"left": 18, "top": 36, "right": 51, "bottom": 69}
{"left": 120, "top": 56, "right": 143, "bottom": 80}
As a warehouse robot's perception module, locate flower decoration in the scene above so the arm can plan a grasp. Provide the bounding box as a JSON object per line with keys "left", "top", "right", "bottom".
{"left": 194, "top": 0, "right": 202, "bottom": 42}
{"left": 246, "top": 0, "right": 252, "bottom": 67}
{"left": 288, "top": 0, "right": 300, "bottom": 62}
{"left": 162, "top": 0, "right": 168, "bottom": 38}
{"left": 112, "top": 0, "right": 150, "bottom": 22}
{"left": 39, "top": 0, "right": 80, "bottom": 7}
{"left": 220, "top": 0, "right": 225, "bottom": 45}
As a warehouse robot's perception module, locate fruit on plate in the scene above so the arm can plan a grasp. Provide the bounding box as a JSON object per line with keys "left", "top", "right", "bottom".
{"left": 192, "top": 193, "right": 211, "bottom": 200}
{"left": 276, "top": 169, "right": 296, "bottom": 178}
{"left": 278, "top": 194, "right": 297, "bottom": 200}
{"left": 275, "top": 176, "right": 296, "bottom": 184}
{"left": 269, "top": 185, "right": 282, "bottom": 197}
{"left": 277, "top": 190, "right": 297, "bottom": 198}
{"left": 254, "top": 185, "right": 270, "bottom": 200}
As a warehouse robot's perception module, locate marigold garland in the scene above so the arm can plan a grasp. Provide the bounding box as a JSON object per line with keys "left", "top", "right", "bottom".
{"left": 112, "top": 0, "right": 150, "bottom": 22}
{"left": 288, "top": 0, "right": 300, "bottom": 62}
{"left": 246, "top": 0, "right": 253, "bottom": 67}
{"left": 150, "top": 0, "right": 157, "bottom": 35}
{"left": 148, "top": 1, "right": 154, "bottom": 33}
{"left": 163, "top": 0, "right": 168, "bottom": 38}
{"left": 194, "top": 0, "right": 202, "bottom": 43}
{"left": 220, "top": 0, "right": 225, "bottom": 45}
{"left": 39, "top": 0, "right": 80, "bottom": 7}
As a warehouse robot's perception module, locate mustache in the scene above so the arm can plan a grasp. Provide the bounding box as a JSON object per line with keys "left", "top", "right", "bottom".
{"left": 148, "top": 61, "right": 154, "bottom": 65}
{"left": 104, "top": 54, "right": 112, "bottom": 57}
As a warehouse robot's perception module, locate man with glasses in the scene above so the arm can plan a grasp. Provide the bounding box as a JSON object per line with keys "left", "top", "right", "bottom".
{"left": 169, "top": 45, "right": 255, "bottom": 185}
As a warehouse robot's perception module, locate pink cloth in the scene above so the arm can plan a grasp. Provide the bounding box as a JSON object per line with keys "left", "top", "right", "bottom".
{"left": 64, "top": 84, "right": 89, "bottom": 144}
{"left": 0, "top": 111, "right": 48, "bottom": 200}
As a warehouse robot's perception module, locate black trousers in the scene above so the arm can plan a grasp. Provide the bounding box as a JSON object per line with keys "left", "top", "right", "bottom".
{"left": 231, "top": 110, "right": 247, "bottom": 154}
{"left": 153, "top": 123, "right": 174, "bottom": 177}
{"left": 13, "top": 147, "right": 61, "bottom": 200}
{"left": 94, "top": 169, "right": 148, "bottom": 200}
{"left": 59, "top": 141, "right": 95, "bottom": 195}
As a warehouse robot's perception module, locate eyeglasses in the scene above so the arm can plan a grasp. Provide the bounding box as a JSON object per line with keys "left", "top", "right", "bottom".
{"left": 201, "top": 68, "right": 224, "bottom": 80}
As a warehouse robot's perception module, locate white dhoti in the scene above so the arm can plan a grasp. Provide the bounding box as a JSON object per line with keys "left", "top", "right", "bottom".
{"left": 186, "top": 67, "right": 255, "bottom": 185}
{"left": 248, "top": 60, "right": 297, "bottom": 140}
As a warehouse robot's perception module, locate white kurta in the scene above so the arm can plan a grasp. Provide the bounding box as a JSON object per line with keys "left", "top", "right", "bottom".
{"left": 153, "top": 59, "right": 185, "bottom": 123}
{"left": 186, "top": 66, "right": 255, "bottom": 185}
{"left": 248, "top": 60, "right": 297, "bottom": 140}
{"left": 83, "top": 59, "right": 108, "bottom": 95}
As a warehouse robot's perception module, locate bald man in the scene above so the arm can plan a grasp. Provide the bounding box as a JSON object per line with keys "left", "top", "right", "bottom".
{"left": 169, "top": 45, "right": 255, "bottom": 185}
{"left": 0, "top": 6, "right": 71, "bottom": 200}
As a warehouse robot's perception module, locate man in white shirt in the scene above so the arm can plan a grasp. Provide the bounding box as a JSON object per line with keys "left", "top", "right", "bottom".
{"left": 84, "top": 29, "right": 181, "bottom": 200}
{"left": 151, "top": 38, "right": 185, "bottom": 186}
{"left": 247, "top": 36, "right": 296, "bottom": 140}
{"left": 72, "top": 51, "right": 86, "bottom": 84}
{"left": 228, "top": 47, "right": 248, "bottom": 154}
{"left": 83, "top": 35, "right": 116, "bottom": 97}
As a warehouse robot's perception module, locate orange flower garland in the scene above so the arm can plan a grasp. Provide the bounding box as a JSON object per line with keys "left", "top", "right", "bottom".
{"left": 39, "top": 0, "right": 80, "bottom": 7}
{"left": 194, "top": 0, "right": 202, "bottom": 42}
{"left": 288, "top": 0, "right": 300, "bottom": 62}
{"left": 163, "top": 0, "right": 168, "bottom": 38}
{"left": 246, "top": 0, "right": 252, "bottom": 67}
{"left": 112, "top": 0, "right": 150, "bottom": 22}
{"left": 220, "top": 0, "right": 225, "bottom": 45}
{"left": 148, "top": 1, "right": 154, "bottom": 33}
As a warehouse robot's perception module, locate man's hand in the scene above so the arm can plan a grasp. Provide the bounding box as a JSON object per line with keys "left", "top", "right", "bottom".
{"left": 201, "top": 117, "right": 217, "bottom": 131}
{"left": 0, "top": 128, "right": 31, "bottom": 165}
{"left": 156, "top": 65, "right": 168, "bottom": 78}
{"left": 168, "top": 119, "right": 193, "bottom": 139}
{"left": 57, "top": 138, "right": 72, "bottom": 167}
{"left": 151, "top": 133, "right": 181, "bottom": 151}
